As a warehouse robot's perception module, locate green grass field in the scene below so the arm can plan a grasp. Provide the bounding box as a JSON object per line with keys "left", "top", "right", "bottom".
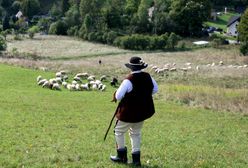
{"left": 0, "top": 63, "right": 247, "bottom": 167}
{"left": 204, "top": 12, "right": 240, "bottom": 30}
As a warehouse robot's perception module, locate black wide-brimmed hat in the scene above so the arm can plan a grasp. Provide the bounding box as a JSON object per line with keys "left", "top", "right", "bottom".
{"left": 125, "top": 57, "right": 148, "bottom": 71}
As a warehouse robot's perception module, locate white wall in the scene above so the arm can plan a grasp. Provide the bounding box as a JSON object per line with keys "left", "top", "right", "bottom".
{"left": 227, "top": 21, "right": 239, "bottom": 36}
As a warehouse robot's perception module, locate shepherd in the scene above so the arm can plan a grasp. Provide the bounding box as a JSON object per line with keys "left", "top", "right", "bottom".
{"left": 109, "top": 56, "right": 158, "bottom": 166}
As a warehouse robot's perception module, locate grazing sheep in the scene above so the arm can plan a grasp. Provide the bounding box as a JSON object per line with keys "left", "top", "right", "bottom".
{"left": 169, "top": 67, "right": 177, "bottom": 72}
{"left": 219, "top": 61, "right": 224, "bottom": 66}
{"left": 87, "top": 75, "right": 95, "bottom": 82}
{"left": 100, "top": 84, "right": 106, "bottom": 91}
{"left": 37, "top": 75, "right": 42, "bottom": 82}
{"left": 52, "top": 83, "right": 61, "bottom": 91}
{"left": 55, "top": 77, "right": 63, "bottom": 84}
{"left": 62, "top": 75, "right": 69, "bottom": 81}
{"left": 56, "top": 72, "right": 62, "bottom": 77}
{"left": 60, "top": 70, "right": 67, "bottom": 75}
{"left": 73, "top": 76, "right": 82, "bottom": 83}
{"left": 38, "top": 79, "right": 47, "bottom": 86}
{"left": 49, "top": 78, "right": 57, "bottom": 84}
{"left": 76, "top": 73, "right": 89, "bottom": 79}
{"left": 80, "top": 83, "right": 90, "bottom": 90}
{"left": 92, "top": 83, "right": 98, "bottom": 90}
{"left": 100, "top": 75, "right": 107, "bottom": 82}
{"left": 72, "top": 80, "right": 78, "bottom": 85}
{"left": 196, "top": 66, "right": 200, "bottom": 71}
{"left": 62, "top": 81, "right": 68, "bottom": 88}
{"left": 42, "top": 81, "right": 52, "bottom": 89}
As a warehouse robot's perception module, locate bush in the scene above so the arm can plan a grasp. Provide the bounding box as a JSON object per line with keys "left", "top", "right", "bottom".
{"left": 48, "top": 20, "right": 68, "bottom": 35}
{"left": 67, "top": 26, "right": 79, "bottom": 36}
{"left": 240, "top": 42, "right": 248, "bottom": 56}
{"left": 167, "top": 32, "right": 181, "bottom": 49}
{"left": 0, "top": 35, "right": 7, "bottom": 51}
{"left": 106, "top": 31, "right": 118, "bottom": 44}
{"left": 27, "top": 26, "right": 39, "bottom": 38}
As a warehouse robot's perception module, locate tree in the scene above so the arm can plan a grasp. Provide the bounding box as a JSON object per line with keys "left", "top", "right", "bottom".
{"left": 49, "top": 3, "right": 62, "bottom": 19}
{"left": 238, "top": 8, "right": 248, "bottom": 56}
{"left": 169, "top": 0, "right": 211, "bottom": 37}
{"left": 2, "top": 15, "right": 10, "bottom": 30}
{"left": 104, "top": 0, "right": 125, "bottom": 29}
{"left": 62, "top": 0, "right": 70, "bottom": 16}
{"left": 64, "top": 4, "right": 80, "bottom": 28}
{"left": 21, "top": 0, "right": 40, "bottom": 19}
{"left": 238, "top": 8, "right": 248, "bottom": 42}
{"left": 11, "top": 1, "right": 22, "bottom": 14}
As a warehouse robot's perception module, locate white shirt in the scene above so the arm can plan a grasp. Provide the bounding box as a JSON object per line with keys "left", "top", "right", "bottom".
{"left": 115, "top": 71, "right": 158, "bottom": 101}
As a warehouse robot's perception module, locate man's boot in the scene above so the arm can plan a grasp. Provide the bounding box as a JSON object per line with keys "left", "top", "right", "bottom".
{"left": 110, "top": 147, "right": 128, "bottom": 164}
{"left": 132, "top": 151, "right": 141, "bottom": 166}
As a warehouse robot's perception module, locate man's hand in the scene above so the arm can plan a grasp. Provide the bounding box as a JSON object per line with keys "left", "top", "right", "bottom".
{"left": 111, "top": 91, "right": 117, "bottom": 103}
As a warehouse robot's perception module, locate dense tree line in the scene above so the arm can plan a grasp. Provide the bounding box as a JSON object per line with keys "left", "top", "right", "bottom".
{"left": 0, "top": 0, "right": 247, "bottom": 51}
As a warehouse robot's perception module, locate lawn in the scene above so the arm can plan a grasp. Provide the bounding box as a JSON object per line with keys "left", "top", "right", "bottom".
{"left": 0, "top": 63, "right": 247, "bottom": 167}
{"left": 204, "top": 12, "right": 240, "bottom": 30}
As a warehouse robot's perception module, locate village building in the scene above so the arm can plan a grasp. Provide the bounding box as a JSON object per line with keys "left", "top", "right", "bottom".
{"left": 227, "top": 15, "right": 241, "bottom": 36}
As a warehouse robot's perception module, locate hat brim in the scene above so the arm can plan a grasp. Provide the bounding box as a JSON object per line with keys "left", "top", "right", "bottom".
{"left": 125, "top": 63, "right": 148, "bottom": 70}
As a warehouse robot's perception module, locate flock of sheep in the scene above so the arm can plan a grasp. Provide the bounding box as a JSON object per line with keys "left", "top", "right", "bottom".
{"left": 37, "top": 71, "right": 118, "bottom": 91}
{"left": 149, "top": 61, "right": 248, "bottom": 74}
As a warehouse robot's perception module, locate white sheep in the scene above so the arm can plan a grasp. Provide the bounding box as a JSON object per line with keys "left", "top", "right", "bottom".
{"left": 100, "top": 84, "right": 106, "bottom": 91}
{"left": 73, "top": 76, "right": 82, "bottom": 83}
{"left": 55, "top": 77, "right": 63, "bottom": 84}
{"left": 87, "top": 75, "right": 96, "bottom": 81}
{"left": 100, "top": 75, "right": 107, "bottom": 82}
{"left": 80, "top": 83, "right": 90, "bottom": 90}
{"left": 62, "top": 81, "right": 68, "bottom": 88}
{"left": 38, "top": 79, "right": 47, "bottom": 86}
{"left": 55, "top": 72, "right": 62, "bottom": 77}
{"left": 76, "top": 73, "right": 89, "bottom": 79}
{"left": 52, "top": 83, "right": 61, "bottom": 91}
{"left": 37, "top": 75, "right": 43, "bottom": 82}
{"left": 49, "top": 78, "right": 57, "bottom": 84}
{"left": 42, "top": 81, "right": 52, "bottom": 89}
{"left": 72, "top": 80, "right": 78, "bottom": 85}
{"left": 169, "top": 67, "right": 177, "bottom": 72}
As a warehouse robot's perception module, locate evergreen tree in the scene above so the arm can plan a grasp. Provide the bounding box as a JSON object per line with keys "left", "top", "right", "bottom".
{"left": 238, "top": 8, "right": 248, "bottom": 42}
{"left": 2, "top": 15, "right": 10, "bottom": 30}
{"left": 238, "top": 8, "right": 248, "bottom": 56}
{"left": 21, "top": 0, "right": 40, "bottom": 19}
{"left": 62, "top": 0, "right": 70, "bottom": 16}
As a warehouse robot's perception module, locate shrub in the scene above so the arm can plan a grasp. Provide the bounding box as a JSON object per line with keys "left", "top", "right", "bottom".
{"left": 240, "top": 42, "right": 248, "bottom": 56}
{"left": 167, "top": 32, "right": 181, "bottom": 49}
{"left": 27, "top": 26, "right": 39, "bottom": 38}
{"left": 67, "top": 26, "right": 79, "bottom": 36}
{"left": 49, "top": 20, "right": 68, "bottom": 35}
{"left": 0, "top": 35, "right": 7, "bottom": 51}
{"left": 106, "top": 31, "right": 118, "bottom": 44}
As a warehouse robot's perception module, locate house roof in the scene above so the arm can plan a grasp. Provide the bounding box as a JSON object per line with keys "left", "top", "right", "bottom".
{"left": 227, "top": 15, "right": 241, "bottom": 27}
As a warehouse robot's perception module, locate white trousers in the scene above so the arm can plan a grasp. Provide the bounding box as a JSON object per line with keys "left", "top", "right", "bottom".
{"left": 114, "top": 120, "right": 144, "bottom": 153}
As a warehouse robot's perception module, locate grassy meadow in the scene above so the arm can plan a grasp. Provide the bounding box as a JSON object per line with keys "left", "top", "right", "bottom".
{"left": 0, "top": 35, "right": 248, "bottom": 167}
{"left": 0, "top": 63, "right": 248, "bottom": 167}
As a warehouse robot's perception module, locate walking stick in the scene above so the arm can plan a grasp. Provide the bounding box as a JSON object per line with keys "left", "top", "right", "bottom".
{"left": 104, "top": 104, "right": 119, "bottom": 141}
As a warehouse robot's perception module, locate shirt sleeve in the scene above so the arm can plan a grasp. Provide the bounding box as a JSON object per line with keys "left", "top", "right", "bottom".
{"left": 151, "top": 77, "right": 158, "bottom": 95}
{"left": 115, "top": 79, "right": 133, "bottom": 101}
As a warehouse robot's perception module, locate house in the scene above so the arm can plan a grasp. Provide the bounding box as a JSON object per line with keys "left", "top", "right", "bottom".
{"left": 15, "top": 11, "right": 23, "bottom": 19}
{"left": 227, "top": 15, "right": 241, "bottom": 36}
